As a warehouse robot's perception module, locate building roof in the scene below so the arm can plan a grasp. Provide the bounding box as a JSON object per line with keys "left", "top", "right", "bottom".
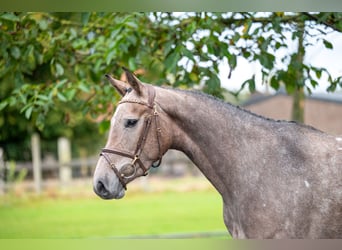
{"left": 242, "top": 90, "right": 342, "bottom": 107}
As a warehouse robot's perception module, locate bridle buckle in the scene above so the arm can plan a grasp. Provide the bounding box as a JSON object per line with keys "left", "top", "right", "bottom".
{"left": 132, "top": 155, "right": 139, "bottom": 165}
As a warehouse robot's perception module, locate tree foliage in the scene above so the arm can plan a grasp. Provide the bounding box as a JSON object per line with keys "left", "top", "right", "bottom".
{"left": 1, "top": 12, "right": 342, "bottom": 159}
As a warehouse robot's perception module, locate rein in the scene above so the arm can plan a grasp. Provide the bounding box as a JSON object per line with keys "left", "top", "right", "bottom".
{"left": 100, "top": 86, "right": 162, "bottom": 190}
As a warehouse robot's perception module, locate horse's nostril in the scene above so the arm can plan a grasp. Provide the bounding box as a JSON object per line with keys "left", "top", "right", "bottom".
{"left": 96, "top": 180, "right": 109, "bottom": 197}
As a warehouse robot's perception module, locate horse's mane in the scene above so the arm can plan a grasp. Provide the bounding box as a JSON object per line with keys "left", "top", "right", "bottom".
{"left": 171, "top": 87, "right": 278, "bottom": 121}
{"left": 168, "top": 87, "right": 324, "bottom": 133}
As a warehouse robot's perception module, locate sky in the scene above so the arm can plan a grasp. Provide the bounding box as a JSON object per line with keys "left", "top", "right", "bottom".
{"left": 168, "top": 13, "right": 342, "bottom": 96}
{"left": 218, "top": 29, "right": 342, "bottom": 95}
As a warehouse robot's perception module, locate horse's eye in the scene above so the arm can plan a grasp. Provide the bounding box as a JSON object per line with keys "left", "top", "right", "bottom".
{"left": 124, "top": 119, "right": 138, "bottom": 128}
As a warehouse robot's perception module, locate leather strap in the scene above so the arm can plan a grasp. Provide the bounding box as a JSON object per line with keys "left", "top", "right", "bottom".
{"left": 134, "top": 117, "right": 150, "bottom": 155}
{"left": 147, "top": 85, "right": 155, "bottom": 108}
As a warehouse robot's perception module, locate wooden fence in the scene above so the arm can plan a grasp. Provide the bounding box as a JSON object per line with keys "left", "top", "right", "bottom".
{"left": 0, "top": 133, "right": 199, "bottom": 194}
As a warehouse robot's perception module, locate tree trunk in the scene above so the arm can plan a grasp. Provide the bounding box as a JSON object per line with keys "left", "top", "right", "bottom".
{"left": 291, "top": 21, "right": 305, "bottom": 123}
{"left": 292, "top": 87, "right": 305, "bottom": 122}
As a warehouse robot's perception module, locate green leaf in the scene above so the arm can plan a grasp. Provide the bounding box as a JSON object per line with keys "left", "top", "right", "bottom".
{"left": 232, "top": 32, "right": 240, "bottom": 43}
{"left": 10, "top": 47, "right": 21, "bottom": 59}
{"left": 57, "top": 92, "right": 67, "bottom": 102}
{"left": 126, "top": 34, "right": 137, "bottom": 45}
{"left": 37, "top": 94, "right": 49, "bottom": 101}
{"left": 312, "top": 67, "right": 322, "bottom": 79}
{"left": 25, "top": 106, "right": 33, "bottom": 119}
{"left": 240, "top": 77, "right": 256, "bottom": 93}
{"left": 259, "top": 53, "right": 275, "bottom": 70}
{"left": 128, "top": 57, "right": 137, "bottom": 71}
{"left": 164, "top": 50, "right": 180, "bottom": 73}
{"left": 0, "top": 13, "right": 19, "bottom": 22}
{"left": 327, "top": 76, "right": 342, "bottom": 92}
{"left": 182, "top": 47, "right": 195, "bottom": 61}
{"left": 38, "top": 19, "right": 48, "bottom": 30}
{"left": 189, "top": 72, "right": 198, "bottom": 82}
{"left": 110, "top": 28, "right": 122, "bottom": 40}
{"left": 106, "top": 50, "right": 116, "bottom": 65}
{"left": 26, "top": 45, "right": 36, "bottom": 70}
{"left": 242, "top": 50, "right": 251, "bottom": 59}
{"left": 78, "top": 82, "right": 90, "bottom": 93}
{"left": 327, "top": 84, "right": 336, "bottom": 92}
{"left": 206, "top": 75, "right": 220, "bottom": 91}
{"left": 99, "top": 120, "right": 110, "bottom": 134}
{"left": 248, "top": 76, "right": 256, "bottom": 93}
{"left": 203, "top": 74, "right": 223, "bottom": 98}
{"left": 323, "top": 39, "right": 333, "bottom": 50}
{"left": 270, "top": 76, "right": 280, "bottom": 90}
{"left": 285, "top": 81, "right": 296, "bottom": 94}
{"left": 56, "top": 79, "right": 68, "bottom": 88}
{"left": 55, "top": 63, "right": 64, "bottom": 77}
{"left": 125, "top": 21, "right": 138, "bottom": 29}
{"left": 0, "top": 101, "right": 8, "bottom": 111}
{"left": 81, "top": 12, "right": 91, "bottom": 25}
{"left": 243, "top": 20, "right": 252, "bottom": 35}
{"left": 35, "top": 100, "right": 47, "bottom": 107}
{"left": 65, "top": 89, "right": 77, "bottom": 100}
{"left": 7, "top": 96, "right": 17, "bottom": 106}
{"left": 310, "top": 79, "right": 319, "bottom": 88}
{"left": 36, "top": 113, "right": 45, "bottom": 131}
{"left": 228, "top": 54, "right": 237, "bottom": 70}
{"left": 93, "top": 59, "right": 103, "bottom": 73}
{"left": 72, "top": 39, "right": 87, "bottom": 49}
{"left": 163, "top": 40, "right": 174, "bottom": 56}
{"left": 207, "top": 44, "right": 214, "bottom": 55}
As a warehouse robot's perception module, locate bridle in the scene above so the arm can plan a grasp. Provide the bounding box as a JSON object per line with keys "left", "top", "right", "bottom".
{"left": 99, "top": 85, "right": 162, "bottom": 190}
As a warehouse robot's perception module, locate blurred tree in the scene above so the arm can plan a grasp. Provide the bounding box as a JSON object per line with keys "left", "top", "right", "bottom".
{"left": 0, "top": 12, "right": 341, "bottom": 159}
{"left": 0, "top": 12, "right": 108, "bottom": 160}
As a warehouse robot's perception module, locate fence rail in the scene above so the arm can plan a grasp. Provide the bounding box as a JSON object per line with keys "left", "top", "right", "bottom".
{"left": 13, "top": 157, "right": 99, "bottom": 171}
{"left": 0, "top": 134, "right": 199, "bottom": 194}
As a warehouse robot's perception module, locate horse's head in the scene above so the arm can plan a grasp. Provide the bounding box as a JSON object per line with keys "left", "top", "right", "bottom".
{"left": 93, "top": 69, "right": 170, "bottom": 199}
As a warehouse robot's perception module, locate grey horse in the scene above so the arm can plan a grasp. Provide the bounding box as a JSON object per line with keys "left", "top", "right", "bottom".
{"left": 93, "top": 70, "right": 342, "bottom": 238}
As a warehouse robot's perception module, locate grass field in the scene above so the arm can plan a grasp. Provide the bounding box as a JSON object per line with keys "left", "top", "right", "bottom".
{"left": 0, "top": 177, "right": 228, "bottom": 238}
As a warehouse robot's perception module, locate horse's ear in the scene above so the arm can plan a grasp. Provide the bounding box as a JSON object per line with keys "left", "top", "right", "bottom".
{"left": 122, "top": 67, "right": 143, "bottom": 96}
{"left": 105, "top": 74, "right": 128, "bottom": 96}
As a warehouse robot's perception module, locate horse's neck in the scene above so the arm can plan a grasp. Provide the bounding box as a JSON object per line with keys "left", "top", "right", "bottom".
{"left": 157, "top": 87, "right": 257, "bottom": 194}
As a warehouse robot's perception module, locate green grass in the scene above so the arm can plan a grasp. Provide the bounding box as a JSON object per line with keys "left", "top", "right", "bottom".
{"left": 0, "top": 188, "right": 227, "bottom": 238}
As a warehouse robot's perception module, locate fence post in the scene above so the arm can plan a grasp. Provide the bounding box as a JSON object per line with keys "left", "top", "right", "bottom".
{"left": 0, "top": 148, "right": 4, "bottom": 195}
{"left": 79, "top": 148, "right": 88, "bottom": 177}
{"left": 31, "top": 133, "right": 42, "bottom": 194}
{"left": 58, "top": 137, "right": 72, "bottom": 186}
